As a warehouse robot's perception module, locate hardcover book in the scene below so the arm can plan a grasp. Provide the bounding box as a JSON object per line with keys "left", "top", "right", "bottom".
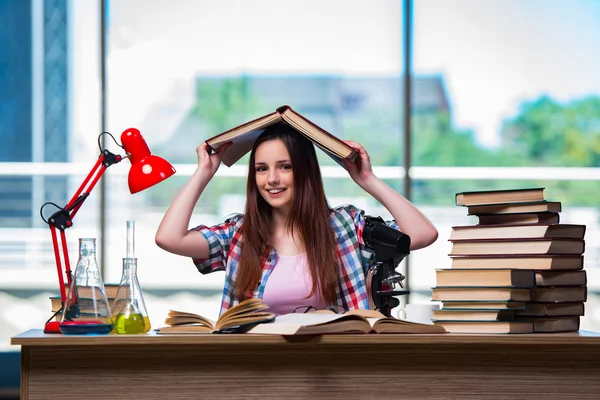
{"left": 515, "top": 316, "right": 580, "bottom": 333}
{"left": 534, "top": 270, "right": 587, "bottom": 287}
{"left": 529, "top": 287, "right": 587, "bottom": 302}
{"left": 455, "top": 188, "right": 545, "bottom": 206}
{"left": 157, "top": 298, "right": 275, "bottom": 334}
{"left": 477, "top": 212, "right": 559, "bottom": 225}
{"left": 431, "top": 287, "right": 531, "bottom": 302}
{"left": 441, "top": 301, "right": 527, "bottom": 311}
{"left": 467, "top": 201, "right": 562, "bottom": 216}
{"left": 449, "top": 224, "right": 585, "bottom": 241}
{"left": 246, "top": 309, "right": 447, "bottom": 335}
{"left": 515, "top": 303, "right": 585, "bottom": 317}
{"left": 449, "top": 255, "right": 584, "bottom": 270}
{"left": 435, "top": 269, "right": 535, "bottom": 288}
{"left": 205, "top": 105, "right": 358, "bottom": 167}
{"left": 433, "top": 320, "right": 533, "bottom": 334}
{"left": 449, "top": 238, "right": 585, "bottom": 256}
{"left": 432, "top": 309, "right": 516, "bottom": 322}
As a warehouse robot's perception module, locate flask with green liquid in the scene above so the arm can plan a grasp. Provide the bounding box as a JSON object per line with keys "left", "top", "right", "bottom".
{"left": 112, "top": 221, "right": 151, "bottom": 334}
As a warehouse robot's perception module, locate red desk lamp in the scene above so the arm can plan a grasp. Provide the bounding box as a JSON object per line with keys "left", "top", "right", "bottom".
{"left": 41, "top": 128, "right": 175, "bottom": 333}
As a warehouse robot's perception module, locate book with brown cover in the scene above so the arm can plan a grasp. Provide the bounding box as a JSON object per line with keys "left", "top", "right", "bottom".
{"left": 441, "top": 301, "right": 527, "bottom": 310}
{"left": 435, "top": 268, "right": 535, "bottom": 288}
{"left": 467, "top": 201, "right": 561, "bottom": 216}
{"left": 449, "top": 238, "right": 585, "bottom": 256}
{"left": 477, "top": 211, "right": 559, "bottom": 226}
{"left": 431, "top": 287, "right": 531, "bottom": 302}
{"left": 432, "top": 309, "right": 516, "bottom": 322}
{"left": 529, "top": 287, "right": 587, "bottom": 302}
{"left": 515, "top": 316, "right": 580, "bottom": 333}
{"left": 205, "top": 105, "right": 358, "bottom": 167}
{"left": 449, "top": 224, "right": 586, "bottom": 241}
{"left": 516, "top": 303, "right": 585, "bottom": 317}
{"left": 449, "top": 255, "right": 584, "bottom": 270}
{"left": 535, "top": 270, "right": 587, "bottom": 287}
{"left": 455, "top": 187, "right": 545, "bottom": 206}
{"left": 433, "top": 320, "right": 533, "bottom": 334}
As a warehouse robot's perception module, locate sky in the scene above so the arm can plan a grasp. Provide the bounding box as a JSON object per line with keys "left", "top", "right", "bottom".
{"left": 413, "top": 0, "right": 600, "bottom": 147}
{"left": 73, "top": 0, "right": 600, "bottom": 149}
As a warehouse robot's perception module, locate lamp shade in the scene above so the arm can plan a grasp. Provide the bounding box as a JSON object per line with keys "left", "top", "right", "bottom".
{"left": 120, "top": 128, "right": 176, "bottom": 194}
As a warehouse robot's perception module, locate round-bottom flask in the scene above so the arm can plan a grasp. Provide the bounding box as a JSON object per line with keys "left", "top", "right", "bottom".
{"left": 59, "top": 238, "right": 114, "bottom": 334}
{"left": 112, "top": 257, "right": 150, "bottom": 334}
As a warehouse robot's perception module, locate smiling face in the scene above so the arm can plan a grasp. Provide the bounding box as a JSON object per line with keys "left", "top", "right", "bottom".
{"left": 254, "top": 138, "right": 295, "bottom": 213}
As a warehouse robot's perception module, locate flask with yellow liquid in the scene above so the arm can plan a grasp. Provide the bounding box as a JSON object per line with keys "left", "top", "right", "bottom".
{"left": 112, "top": 221, "right": 151, "bottom": 334}
{"left": 112, "top": 257, "right": 150, "bottom": 333}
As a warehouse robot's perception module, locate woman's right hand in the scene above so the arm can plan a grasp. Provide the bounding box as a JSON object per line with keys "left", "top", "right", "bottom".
{"left": 196, "top": 142, "right": 232, "bottom": 177}
{"left": 155, "top": 141, "right": 232, "bottom": 259}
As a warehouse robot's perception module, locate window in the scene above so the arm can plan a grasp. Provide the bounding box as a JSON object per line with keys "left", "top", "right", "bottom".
{"left": 2, "top": 1, "right": 598, "bottom": 352}
{"left": 0, "top": 0, "right": 408, "bottom": 350}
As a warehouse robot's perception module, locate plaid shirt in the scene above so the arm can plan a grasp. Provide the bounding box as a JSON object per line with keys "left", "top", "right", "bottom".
{"left": 192, "top": 204, "right": 399, "bottom": 316}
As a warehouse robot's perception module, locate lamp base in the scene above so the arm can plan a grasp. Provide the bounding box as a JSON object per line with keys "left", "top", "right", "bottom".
{"left": 44, "top": 320, "right": 61, "bottom": 334}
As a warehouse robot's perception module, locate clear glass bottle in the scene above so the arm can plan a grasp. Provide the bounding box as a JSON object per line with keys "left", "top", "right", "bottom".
{"left": 59, "top": 238, "right": 114, "bottom": 334}
{"left": 112, "top": 257, "right": 150, "bottom": 334}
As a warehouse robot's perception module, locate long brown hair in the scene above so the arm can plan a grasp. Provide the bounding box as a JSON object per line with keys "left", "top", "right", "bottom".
{"left": 234, "top": 123, "right": 339, "bottom": 303}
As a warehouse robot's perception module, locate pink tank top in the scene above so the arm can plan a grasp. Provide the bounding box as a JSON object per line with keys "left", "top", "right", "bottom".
{"left": 262, "top": 253, "right": 330, "bottom": 315}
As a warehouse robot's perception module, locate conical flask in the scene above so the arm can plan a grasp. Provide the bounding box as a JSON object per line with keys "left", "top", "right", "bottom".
{"left": 112, "top": 257, "right": 150, "bottom": 333}
{"left": 59, "top": 238, "right": 114, "bottom": 334}
{"left": 112, "top": 220, "right": 150, "bottom": 334}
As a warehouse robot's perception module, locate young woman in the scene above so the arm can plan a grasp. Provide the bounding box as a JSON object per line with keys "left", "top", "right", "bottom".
{"left": 155, "top": 123, "right": 438, "bottom": 315}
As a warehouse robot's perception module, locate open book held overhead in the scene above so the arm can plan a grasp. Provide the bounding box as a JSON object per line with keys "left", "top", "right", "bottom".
{"left": 205, "top": 105, "right": 359, "bottom": 167}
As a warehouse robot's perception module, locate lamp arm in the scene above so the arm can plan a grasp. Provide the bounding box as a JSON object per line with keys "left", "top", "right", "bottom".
{"left": 40, "top": 129, "right": 175, "bottom": 333}
{"left": 41, "top": 149, "right": 124, "bottom": 305}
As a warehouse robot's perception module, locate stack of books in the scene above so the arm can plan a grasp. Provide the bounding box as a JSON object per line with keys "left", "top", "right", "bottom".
{"left": 432, "top": 187, "right": 587, "bottom": 334}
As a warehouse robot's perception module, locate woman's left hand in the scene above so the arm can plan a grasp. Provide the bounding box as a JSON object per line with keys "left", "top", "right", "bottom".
{"left": 342, "top": 140, "right": 375, "bottom": 188}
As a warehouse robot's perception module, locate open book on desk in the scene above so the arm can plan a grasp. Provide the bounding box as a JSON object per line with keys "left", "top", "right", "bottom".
{"left": 246, "top": 309, "right": 447, "bottom": 335}
{"left": 156, "top": 298, "right": 275, "bottom": 334}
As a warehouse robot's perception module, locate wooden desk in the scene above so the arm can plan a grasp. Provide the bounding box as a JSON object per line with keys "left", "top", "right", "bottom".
{"left": 12, "top": 329, "right": 600, "bottom": 399}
